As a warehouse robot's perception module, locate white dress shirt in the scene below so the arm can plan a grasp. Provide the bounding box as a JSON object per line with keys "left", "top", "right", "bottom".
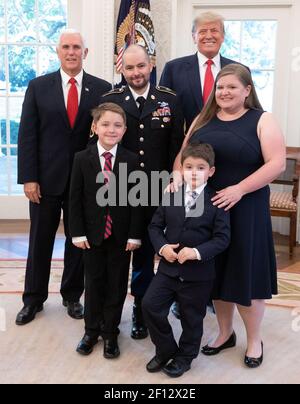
{"left": 60, "top": 68, "right": 83, "bottom": 108}
{"left": 159, "top": 183, "right": 208, "bottom": 261}
{"left": 72, "top": 141, "right": 141, "bottom": 246}
{"left": 197, "top": 52, "right": 221, "bottom": 95}
{"left": 129, "top": 84, "right": 151, "bottom": 108}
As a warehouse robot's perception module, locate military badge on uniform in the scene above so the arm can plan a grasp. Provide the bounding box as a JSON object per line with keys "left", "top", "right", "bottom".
{"left": 153, "top": 101, "right": 171, "bottom": 118}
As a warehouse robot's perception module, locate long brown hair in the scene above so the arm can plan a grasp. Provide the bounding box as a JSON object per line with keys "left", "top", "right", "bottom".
{"left": 191, "top": 64, "right": 263, "bottom": 135}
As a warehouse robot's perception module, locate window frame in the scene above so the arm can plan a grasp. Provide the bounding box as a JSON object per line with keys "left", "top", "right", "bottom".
{"left": 0, "top": 0, "right": 68, "bottom": 196}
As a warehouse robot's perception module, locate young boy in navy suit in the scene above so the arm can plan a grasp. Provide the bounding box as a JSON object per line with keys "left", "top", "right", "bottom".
{"left": 69, "top": 103, "right": 142, "bottom": 359}
{"left": 143, "top": 143, "right": 231, "bottom": 377}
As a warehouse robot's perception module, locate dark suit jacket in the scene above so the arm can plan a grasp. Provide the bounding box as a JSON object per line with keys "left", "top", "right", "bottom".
{"left": 148, "top": 186, "right": 231, "bottom": 282}
{"left": 18, "top": 70, "right": 111, "bottom": 195}
{"left": 160, "top": 54, "right": 243, "bottom": 130}
{"left": 69, "top": 144, "right": 143, "bottom": 247}
{"left": 101, "top": 84, "right": 184, "bottom": 175}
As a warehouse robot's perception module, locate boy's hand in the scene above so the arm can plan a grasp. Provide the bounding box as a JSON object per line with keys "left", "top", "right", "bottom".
{"left": 126, "top": 243, "right": 141, "bottom": 252}
{"left": 161, "top": 244, "right": 179, "bottom": 263}
{"left": 178, "top": 248, "right": 198, "bottom": 264}
{"left": 74, "top": 240, "right": 91, "bottom": 250}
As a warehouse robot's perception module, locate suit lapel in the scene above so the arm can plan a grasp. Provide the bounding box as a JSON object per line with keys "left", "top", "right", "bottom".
{"left": 171, "top": 186, "right": 186, "bottom": 224}
{"left": 121, "top": 86, "right": 140, "bottom": 119}
{"left": 88, "top": 144, "right": 102, "bottom": 176}
{"left": 88, "top": 143, "right": 126, "bottom": 180}
{"left": 53, "top": 70, "right": 70, "bottom": 129}
{"left": 188, "top": 54, "right": 203, "bottom": 111}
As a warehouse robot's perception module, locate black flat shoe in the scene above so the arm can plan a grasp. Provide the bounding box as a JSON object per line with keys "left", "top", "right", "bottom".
{"left": 63, "top": 300, "right": 84, "bottom": 320}
{"left": 201, "top": 331, "right": 236, "bottom": 356}
{"left": 76, "top": 334, "right": 99, "bottom": 356}
{"left": 15, "top": 304, "right": 44, "bottom": 326}
{"left": 162, "top": 359, "right": 191, "bottom": 378}
{"left": 244, "top": 342, "right": 263, "bottom": 368}
{"left": 146, "top": 356, "right": 170, "bottom": 373}
{"left": 103, "top": 339, "right": 120, "bottom": 359}
{"left": 131, "top": 323, "right": 148, "bottom": 340}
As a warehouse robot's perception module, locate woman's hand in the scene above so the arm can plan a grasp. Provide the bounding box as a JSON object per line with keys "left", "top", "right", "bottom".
{"left": 211, "top": 184, "right": 245, "bottom": 211}
{"left": 164, "top": 171, "right": 183, "bottom": 194}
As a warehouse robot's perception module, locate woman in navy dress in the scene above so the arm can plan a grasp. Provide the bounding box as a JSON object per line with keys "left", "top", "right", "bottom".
{"left": 170, "top": 64, "right": 285, "bottom": 368}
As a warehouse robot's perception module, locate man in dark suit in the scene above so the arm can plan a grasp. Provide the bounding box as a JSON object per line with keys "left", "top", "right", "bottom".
{"left": 143, "top": 143, "right": 230, "bottom": 378}
{"left": 16, "top": 29, "right": 111, "bottom": 326}
{"left": 160, "top": 11, "right": 242, "bottom": 131}
{"left": 101, "top": 45, "right": 184, "bottom": 340}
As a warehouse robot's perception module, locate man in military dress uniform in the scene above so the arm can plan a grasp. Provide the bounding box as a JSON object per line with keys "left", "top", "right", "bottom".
{"left": 102, "top": 45, "right": 184, "bottom": 339}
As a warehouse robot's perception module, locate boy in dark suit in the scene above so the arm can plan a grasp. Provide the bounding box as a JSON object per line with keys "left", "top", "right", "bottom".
{"left": 69, "top": 103, "right": 142, "bottom": 359}
{"left": 143, "top": 143, "right": 231, "bottom": 377}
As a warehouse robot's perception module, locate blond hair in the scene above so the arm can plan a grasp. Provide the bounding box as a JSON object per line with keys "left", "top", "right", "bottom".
{"left": 192, "top": 11, "right": 225, "bottom": 34}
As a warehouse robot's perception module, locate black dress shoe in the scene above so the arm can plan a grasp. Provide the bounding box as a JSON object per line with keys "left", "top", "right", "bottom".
{"left": 162, "top": 359, "right": 191, "bottom": 378}
{"left": 131, "top": 298, "right": 148, "bottom": 340}
{"left": 146, "top": 356, "right": 170, "bottom": 373}
{"left": 63, "top": 300, "right": 84, "bottom": 320}
{"left": 244, "top": 342, "right": 263, "bottom": 368}
{"left": 171, "top": 302, "right": 181, "bottom": 320}
{"left": 201, "top": 331, "right": 236, "bottom": 356}
{"left": 103, "top": 339, "right": 120, "bottom": 359}
{"left": 15, "top": 304, "right": 44, "bottom": 326}
{"left": 76, "top": 334, "right": 99, "bottom": 356}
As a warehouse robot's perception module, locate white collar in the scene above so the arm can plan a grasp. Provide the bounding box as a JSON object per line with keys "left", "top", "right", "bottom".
{"left": 60, "top": 68, "right": 84, "bottom": 87}
{"left": 97, "top": 142, "right": 118, "bottom": 158}
{"left": 197, "top": 52, "right": 221, "bottom": 69}
{"left": 129, "top": 83, "right": 151, "bottom": 102}
{"left": 185, "top": 182, "right": 207, "bottom": 196}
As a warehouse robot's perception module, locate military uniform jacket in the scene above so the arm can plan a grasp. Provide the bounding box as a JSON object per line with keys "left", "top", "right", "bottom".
{"left": 101, "top": 84, "right": 184, "bottom": 175}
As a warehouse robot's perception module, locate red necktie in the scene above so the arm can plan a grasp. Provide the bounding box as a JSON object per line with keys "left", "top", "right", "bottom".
{"left": 67, "top": 78, "right": 78, "bottom": 128}
{"left": 203, "top": 60, "right": 215, "bottom": 104}
{"left": 102, "top": 152, "right": 113, "bottom": 239}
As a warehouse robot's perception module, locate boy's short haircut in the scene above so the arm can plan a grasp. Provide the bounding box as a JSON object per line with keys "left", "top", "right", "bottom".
{"left": 181, "top": 143, "right": 215, "bottom": 167}
{"left": 92, "top": 102, "right": 127, "bottom": 125}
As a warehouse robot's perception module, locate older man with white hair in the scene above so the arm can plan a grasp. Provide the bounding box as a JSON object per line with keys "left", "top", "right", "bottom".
{"left": 16, "top": 29, "right": 111, "bottom": 326}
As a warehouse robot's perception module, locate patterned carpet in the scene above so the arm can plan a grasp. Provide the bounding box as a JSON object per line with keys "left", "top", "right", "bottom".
{"left": 0, "top": 260, "right": 63, "bottom": 294}
{"left": 0, "top": 259, "right": 300, "bottom": 308}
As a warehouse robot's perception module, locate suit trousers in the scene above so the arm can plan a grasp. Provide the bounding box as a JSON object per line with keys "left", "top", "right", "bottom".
{"left": 143, "top": 272, "right": 214, "bottom": 365}
{"left": 23, "top": 191, "right": 84, "bottom": 306}
{"left": 131, "top": 231, "right": 156, "bottom": 298}
{"left": 83, "top": 236, "right": 131, "bottom": 340}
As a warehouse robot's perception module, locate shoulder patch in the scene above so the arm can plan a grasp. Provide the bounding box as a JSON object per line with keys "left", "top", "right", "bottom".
{"left": 156, "top": 86, "right": 176, "bottom": 96}
{"left": 103, "top": 87, "right": 125, "bottom": 97}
